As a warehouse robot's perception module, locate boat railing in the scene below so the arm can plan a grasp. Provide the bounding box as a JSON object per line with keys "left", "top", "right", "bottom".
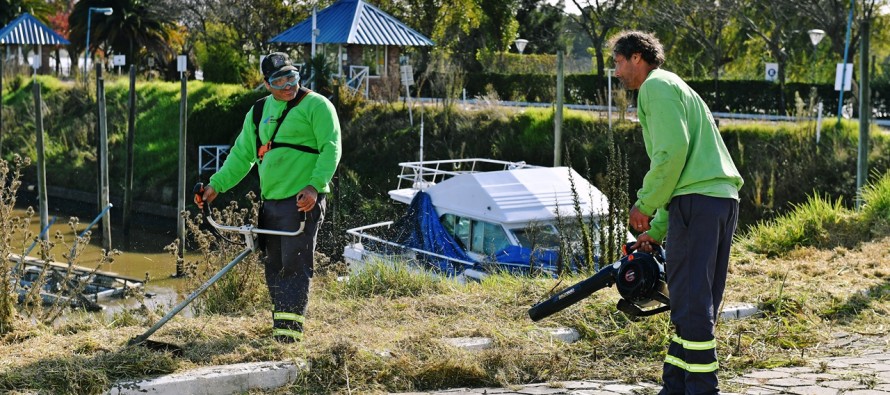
{"left": 394, "top": 158, "right": 539, "bottom": 190}
{"left": 346, "top": 222, "right": 571, "bottom": 278}
{"left": 346, "top": 221, "right": 479, "bottom": 269}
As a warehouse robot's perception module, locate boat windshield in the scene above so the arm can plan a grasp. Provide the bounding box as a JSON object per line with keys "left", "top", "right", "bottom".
{"left": 510, "top": 225, "right": 560, "bottom": 250}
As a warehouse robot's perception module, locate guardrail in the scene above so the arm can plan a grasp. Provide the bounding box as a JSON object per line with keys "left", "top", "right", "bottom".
{"left": 406, "top": 97, "right": 890, "bottom": 128}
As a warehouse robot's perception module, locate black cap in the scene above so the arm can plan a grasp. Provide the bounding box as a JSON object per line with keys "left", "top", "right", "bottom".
{"left": 261, "top": 52, "right": 298, "bottom": 81}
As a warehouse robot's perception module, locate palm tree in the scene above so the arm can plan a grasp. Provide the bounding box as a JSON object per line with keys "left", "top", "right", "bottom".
{"left": 68, "top": 0, "right": 174, "bottom": 76}
{"left": 0, "top": 0, "right": 54, "bottom": 26}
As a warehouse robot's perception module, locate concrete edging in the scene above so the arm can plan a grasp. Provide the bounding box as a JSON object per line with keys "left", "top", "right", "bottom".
{"left": 106, "top": 360, "right": 301, "bottom": 395}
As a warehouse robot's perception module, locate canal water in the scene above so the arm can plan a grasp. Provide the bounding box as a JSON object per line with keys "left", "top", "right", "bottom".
{"left": 12, "top": 204, "right": 201, "bottom": 315}
{"left": 16, "top": 207, "right": 183, "bottom": 280}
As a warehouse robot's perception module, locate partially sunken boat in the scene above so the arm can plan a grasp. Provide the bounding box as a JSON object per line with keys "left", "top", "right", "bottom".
{"left": 344, "top": 158, "right": 620, "bottom": 281}
{"left": 9, "top": 254, "right": 144, "bottom": 311}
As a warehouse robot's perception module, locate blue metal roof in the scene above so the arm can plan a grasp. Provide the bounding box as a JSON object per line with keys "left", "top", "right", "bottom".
{"left": 270, "top": 0, "right": 433, "bottom": 46}
{"left": 0, "top": 13, "right": 70, "bottom": 45}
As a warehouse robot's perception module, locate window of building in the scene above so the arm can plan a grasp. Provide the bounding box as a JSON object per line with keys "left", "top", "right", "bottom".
{"left": 361, "top": 45, "right": 386, "bottom": 76}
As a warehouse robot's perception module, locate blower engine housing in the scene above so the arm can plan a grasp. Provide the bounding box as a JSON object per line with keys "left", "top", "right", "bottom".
{"left": 528, "top": 244, "right": 670, "bottom": 321}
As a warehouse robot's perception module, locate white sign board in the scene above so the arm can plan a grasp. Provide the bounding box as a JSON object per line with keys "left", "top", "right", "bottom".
{"left": 113, "top": 55, "right": 126, "bottom": 66}
{"left": 834, "top": 63, "right": 853, "bottom": 91}
{"left": 177, "top": 55, "right": 187, "bottom": 72}
{"left": 30, "top": 56, "right": 41, "bottom": 70}
{"left": 195, "top": 70, "right": 204, "bottom": 81}
{"left": 765, "top": 63, "right": 778, "bottom": 82}
{"left": 400, "top": 65, "right": 414, "bottom": 86}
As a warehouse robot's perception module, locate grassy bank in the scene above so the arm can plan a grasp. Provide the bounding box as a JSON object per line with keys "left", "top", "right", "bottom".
{"left": 3, "top": 77, "right": 889, "bottom": 235}
{"left": 2, "top": 170, "right": 890, "bottom": 394}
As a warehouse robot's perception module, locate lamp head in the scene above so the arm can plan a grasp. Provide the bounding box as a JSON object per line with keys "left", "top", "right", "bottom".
{"left": 807, "top": 29, "right": 825, "bottom": 47}
{"left": 91, "top": 7, "right": 114, "bottom": 15}
{"left": 514, "top": 38, "right": 528, "bottom": 54}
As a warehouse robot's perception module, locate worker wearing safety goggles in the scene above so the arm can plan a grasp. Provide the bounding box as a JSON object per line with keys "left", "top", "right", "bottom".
{"left": 201, "top": 52, "right": 341, "bottom": 343}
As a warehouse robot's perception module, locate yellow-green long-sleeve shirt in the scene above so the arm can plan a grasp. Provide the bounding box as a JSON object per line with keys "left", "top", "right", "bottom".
{"left": 636, "top": 69, "right": 743, "bottom": 241}
{"left": 209, "top": 91, "right": 341, "bottom": 199}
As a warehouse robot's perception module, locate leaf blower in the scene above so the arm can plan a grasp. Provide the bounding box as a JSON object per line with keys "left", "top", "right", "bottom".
{"left": 528, "top": 243, "right": 670, "bottom": 321}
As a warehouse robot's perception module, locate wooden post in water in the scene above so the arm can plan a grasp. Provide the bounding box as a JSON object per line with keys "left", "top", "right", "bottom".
{"left": 97, "top": 64, "right": 112, "bottom": 250}
{"left": 176, "top": 69, "right": 187, "bottom": 276}
{"left": 124, "top": 65, "right": 136, "bottom": 237}
{"left": 1, "top": 56, "right": 5, "bottom": 157}
{"left": 33, "top": 80, "right": 49, "bottom": 240}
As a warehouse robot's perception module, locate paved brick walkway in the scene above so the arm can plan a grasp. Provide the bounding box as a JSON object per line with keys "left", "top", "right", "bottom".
{"left": 390, "top": 332, "right": 890, "bottom": 395}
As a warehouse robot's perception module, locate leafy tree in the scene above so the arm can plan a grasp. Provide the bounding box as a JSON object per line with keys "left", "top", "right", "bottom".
{"left": 570, "top": 0, "right": 637, "bottom": 77}
{"left": 647, "top": 0, "right": 738, "bottom": 79}
{"left": 68, "top": 0, "right": 174, "bottom": 76}
{"left": 798, "top": 0, "right": 886, "bottom": 60}
{"left": 163, "top": 0, "right": 307, "bottom": 83}
{"left": 0, "top": 0, "right": 53, "bottom": 25}
{"left": 194, "top": 22, "right": 247, "bottom": 84}
{"left": 375, "top": 0, "right": 484, "bottom": 74}
{"left": 515, "top": 0, "right": 568, "bottom": 55}
{"left": 731, "top": 0, "right": 806, "bottom": 112}
{"left": 795, "top": 0, "right": 890, "bottom": 83}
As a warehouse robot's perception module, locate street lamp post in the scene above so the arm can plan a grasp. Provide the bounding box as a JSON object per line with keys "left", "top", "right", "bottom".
{"left": 807, "top": 29, "right": 825, "bottom": 83}
{"left": 84, "top": 7, "right": 114, "bottom": 84}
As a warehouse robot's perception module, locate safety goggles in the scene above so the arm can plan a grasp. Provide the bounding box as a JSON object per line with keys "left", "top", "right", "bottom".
{"left": 268, "top": 70, "right": 299, "bottom": 90}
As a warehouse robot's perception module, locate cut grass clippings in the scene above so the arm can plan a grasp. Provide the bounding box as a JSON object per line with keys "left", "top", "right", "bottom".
{"left": 5, "top": 167, "right": 890, "bottom": 394}
{"left": 3, "top": 237, "right": 890, "bottom": 394}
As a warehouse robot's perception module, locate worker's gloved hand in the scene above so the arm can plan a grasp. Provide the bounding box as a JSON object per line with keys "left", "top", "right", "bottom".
{"left": 193, "top": 183, "right": 218, "bottom": 210}
{"left": 296, "top": 185, "right": 318, "bottom": 212}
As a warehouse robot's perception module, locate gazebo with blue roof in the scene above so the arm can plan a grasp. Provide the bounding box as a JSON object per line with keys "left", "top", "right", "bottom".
{"left": 270, "top": 0, "right": 433, "bottom": 97}
{"left": 0, "top": 12, "right": 70, "bottom": 74}
{"left": 1, "top": 12, "right": 71, "bottom": 146}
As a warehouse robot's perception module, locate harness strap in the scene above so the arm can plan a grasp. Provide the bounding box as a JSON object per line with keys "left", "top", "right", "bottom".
{"left": 253, "top": 88, "right": 319, "bottom": 161}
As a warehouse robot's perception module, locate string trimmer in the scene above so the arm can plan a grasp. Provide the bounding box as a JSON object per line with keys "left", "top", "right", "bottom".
{"left": 127, "top": 183, "right": 305, "bottom": 353}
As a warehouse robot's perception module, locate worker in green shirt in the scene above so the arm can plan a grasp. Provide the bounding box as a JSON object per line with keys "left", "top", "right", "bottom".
{"left": 610, "top": 31, "right": 743, "bottom": 395}
{"left": 200, "top": 52, "right": 342, "bottom": 343}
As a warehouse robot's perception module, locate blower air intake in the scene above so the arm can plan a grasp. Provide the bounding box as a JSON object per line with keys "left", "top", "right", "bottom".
{"left": 528, "top": 243, "right": 669, "bottom": 321}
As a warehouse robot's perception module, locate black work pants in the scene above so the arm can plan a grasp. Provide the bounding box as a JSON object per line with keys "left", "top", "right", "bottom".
{"left": 659, "top": 194, "right": 738, "bottom": 395}
{"left": 261, "top": 194, "right": 325, "bottom": 340}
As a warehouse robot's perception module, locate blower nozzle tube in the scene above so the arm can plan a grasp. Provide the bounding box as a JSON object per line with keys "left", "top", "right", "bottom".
{"left": 528, "top": 264, "right": 617, "bottom": 321}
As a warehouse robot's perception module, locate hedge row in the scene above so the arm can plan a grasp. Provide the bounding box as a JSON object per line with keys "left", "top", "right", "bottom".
{"left": 417, "top": 73, "right": 890, "bottom": 119}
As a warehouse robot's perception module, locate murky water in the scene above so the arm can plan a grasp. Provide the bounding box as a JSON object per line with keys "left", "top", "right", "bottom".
{"left": 11, "top": 207, "right": 204, "bottom": 315}
{"left": 14, "top": 207, "right": 186, "bottom": 280}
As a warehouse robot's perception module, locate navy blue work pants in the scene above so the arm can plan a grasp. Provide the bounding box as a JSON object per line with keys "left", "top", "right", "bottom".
{"left": 261, "top": 194, "right": 325, "bottom": 339}
{"left": 659, "top": 194, "right": 738, "bottom": 395}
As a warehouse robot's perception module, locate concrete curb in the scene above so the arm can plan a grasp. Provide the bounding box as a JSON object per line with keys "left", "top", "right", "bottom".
{"left": 105, "top": 360, "right": 301, "bottom": 395}
{"left": 720, "top": 303, "right": 759, "bottom": 320}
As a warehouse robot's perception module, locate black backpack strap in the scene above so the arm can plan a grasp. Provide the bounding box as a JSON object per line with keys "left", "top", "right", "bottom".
{"left": 252, "top": 96, "right": 268, "bottom": 137}
{"left": 254, "top": 88, "right": 319, "bottom": 161}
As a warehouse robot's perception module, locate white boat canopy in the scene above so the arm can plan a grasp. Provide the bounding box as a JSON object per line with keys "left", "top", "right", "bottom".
{"left": 390, "top": 166, "right": 609, "bottom": 227}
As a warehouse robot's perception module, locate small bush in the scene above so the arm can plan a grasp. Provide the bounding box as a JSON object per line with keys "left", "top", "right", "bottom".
{"left": 740, "top": 194, "right": 863, "bottom": 256}
{"left": 860, "top": 170, "right": 890, "bottom": 226}
{"left": 335, "top": 260, "right": 446, "bottom": 298}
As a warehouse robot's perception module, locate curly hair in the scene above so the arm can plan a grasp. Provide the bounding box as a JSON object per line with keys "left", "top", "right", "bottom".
{"left": 609, "top": 30, "right": 665, "bottom": 67}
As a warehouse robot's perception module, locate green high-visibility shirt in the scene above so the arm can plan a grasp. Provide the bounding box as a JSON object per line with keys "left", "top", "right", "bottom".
{"left": 209, "top": 91, "right": 342, "bottom": 199}
{"left": 636, "top": 69, "right": 744, "bottom": 241}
